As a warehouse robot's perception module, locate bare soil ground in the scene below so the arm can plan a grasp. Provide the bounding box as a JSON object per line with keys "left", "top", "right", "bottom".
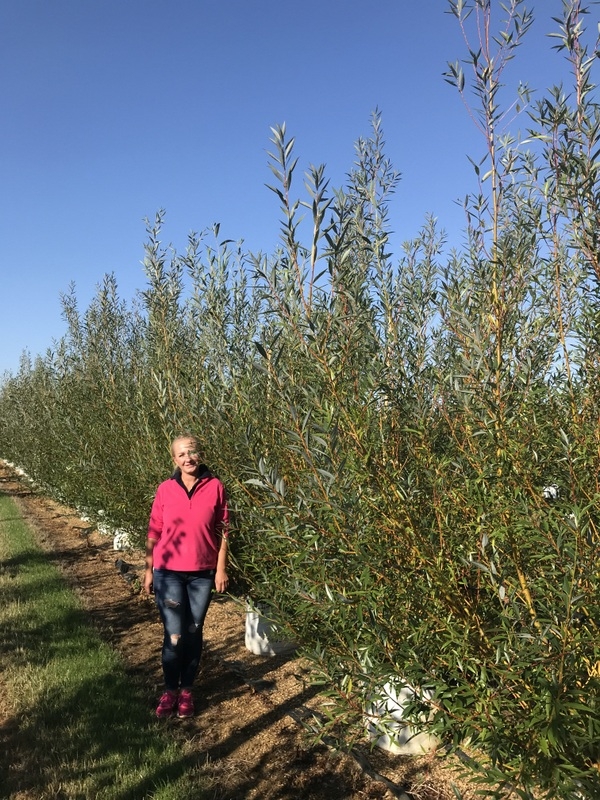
{"left": 0, "top": 463, "right": 474, "bottom": 800}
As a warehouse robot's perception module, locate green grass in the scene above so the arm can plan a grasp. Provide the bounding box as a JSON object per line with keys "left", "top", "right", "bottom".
{"left": 0, "top": 492, "right": 210, "bottom": 800}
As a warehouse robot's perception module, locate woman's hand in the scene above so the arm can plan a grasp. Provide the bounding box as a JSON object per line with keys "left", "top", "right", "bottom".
{"left": 144, "top": 539, "right": 156, "bottom": 595}
{"left": 215, "top": 569, "right": 229, "bottom": 593}
{"left": 143, "top": 568, "right": 154, "bottom": 595}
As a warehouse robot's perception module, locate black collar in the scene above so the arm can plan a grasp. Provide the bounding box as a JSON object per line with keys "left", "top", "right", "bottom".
{"left": 172, "top": 465, "right": 211, "bottom": 498}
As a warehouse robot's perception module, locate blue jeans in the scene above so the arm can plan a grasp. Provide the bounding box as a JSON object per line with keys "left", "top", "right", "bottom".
{"left": 153, "top": 568, "right": 215, "bottom": 691}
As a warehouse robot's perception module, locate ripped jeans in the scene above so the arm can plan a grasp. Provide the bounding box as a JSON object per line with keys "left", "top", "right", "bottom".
{"left": 153, "top": 568, "right": 215, "bottom": 691}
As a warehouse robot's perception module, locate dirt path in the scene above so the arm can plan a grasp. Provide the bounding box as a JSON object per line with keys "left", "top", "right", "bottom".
{"left": 0, "top": 463, "right": 469, "bottom": 800}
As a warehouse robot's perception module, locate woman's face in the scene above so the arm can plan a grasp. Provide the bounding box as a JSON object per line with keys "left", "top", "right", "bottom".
{"left": 172, "top": 438, "right": 201, "bottom": 477}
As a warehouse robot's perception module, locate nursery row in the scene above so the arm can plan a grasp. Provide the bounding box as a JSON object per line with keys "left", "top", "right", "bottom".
{"left": 2, "top": 3, "right": 600, "bottom": 797}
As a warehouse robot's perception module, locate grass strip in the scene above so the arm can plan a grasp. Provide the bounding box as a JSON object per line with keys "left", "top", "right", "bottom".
{"left": 0, "top": 492, "right": 210, "bottom": 800}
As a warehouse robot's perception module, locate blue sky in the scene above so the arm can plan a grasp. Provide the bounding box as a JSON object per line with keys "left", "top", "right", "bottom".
{"left": 0, "top": 0, "right": 593, "bottom": 376}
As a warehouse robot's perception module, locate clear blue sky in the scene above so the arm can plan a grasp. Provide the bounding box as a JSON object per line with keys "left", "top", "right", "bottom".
{"left": 0, "top": 0, "right": 591, "bottom": 376}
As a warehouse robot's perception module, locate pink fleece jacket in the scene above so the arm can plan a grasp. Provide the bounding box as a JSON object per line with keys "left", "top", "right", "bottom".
{"left": 148, "top": 472, "right": 229, "bottom": 571}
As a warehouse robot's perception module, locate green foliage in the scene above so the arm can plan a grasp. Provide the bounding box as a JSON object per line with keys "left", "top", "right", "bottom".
{"left": 1, "top": 2, "right": 600, "bottom": 796}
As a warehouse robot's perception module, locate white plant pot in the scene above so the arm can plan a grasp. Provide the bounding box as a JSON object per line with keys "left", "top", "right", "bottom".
{"left": 244, "top": 602, "right": 296, "bottom": 656}
{"left": 365, "top": 680, "right": 439, "bottom": 755}
{"left": 113, "top": 529, "right": 134, "bottom": 550}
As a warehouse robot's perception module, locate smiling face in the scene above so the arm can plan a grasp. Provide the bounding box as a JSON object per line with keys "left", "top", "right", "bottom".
{"left": 171, "top": 436, "right": 202, "bottom": 479}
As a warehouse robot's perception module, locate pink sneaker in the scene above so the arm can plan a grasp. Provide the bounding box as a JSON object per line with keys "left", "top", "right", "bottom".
{"left": 156, "top": 690, "right": 178, "bottom": 718}
{"left": 177, "top": 688, "right": 194, "bottom": 718}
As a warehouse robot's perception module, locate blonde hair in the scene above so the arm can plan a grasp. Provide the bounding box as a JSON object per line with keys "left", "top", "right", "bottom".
{"left": 170, "top": 435, "right": 201, "bottom": 457}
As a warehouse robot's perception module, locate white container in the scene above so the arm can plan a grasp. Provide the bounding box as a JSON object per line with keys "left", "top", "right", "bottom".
{"left": 113, "top": 529, "right": 134, "bottom": 550}
{"left": 244, "top": 601, "right": 296, "bottom": 656}
{"left": 365, "top": 680, "right": 439, "bottom": 755}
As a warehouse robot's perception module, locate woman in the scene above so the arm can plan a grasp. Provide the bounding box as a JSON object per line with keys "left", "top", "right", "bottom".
{"left": 144, "top": 435, "right": 229, "bottom": 718}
